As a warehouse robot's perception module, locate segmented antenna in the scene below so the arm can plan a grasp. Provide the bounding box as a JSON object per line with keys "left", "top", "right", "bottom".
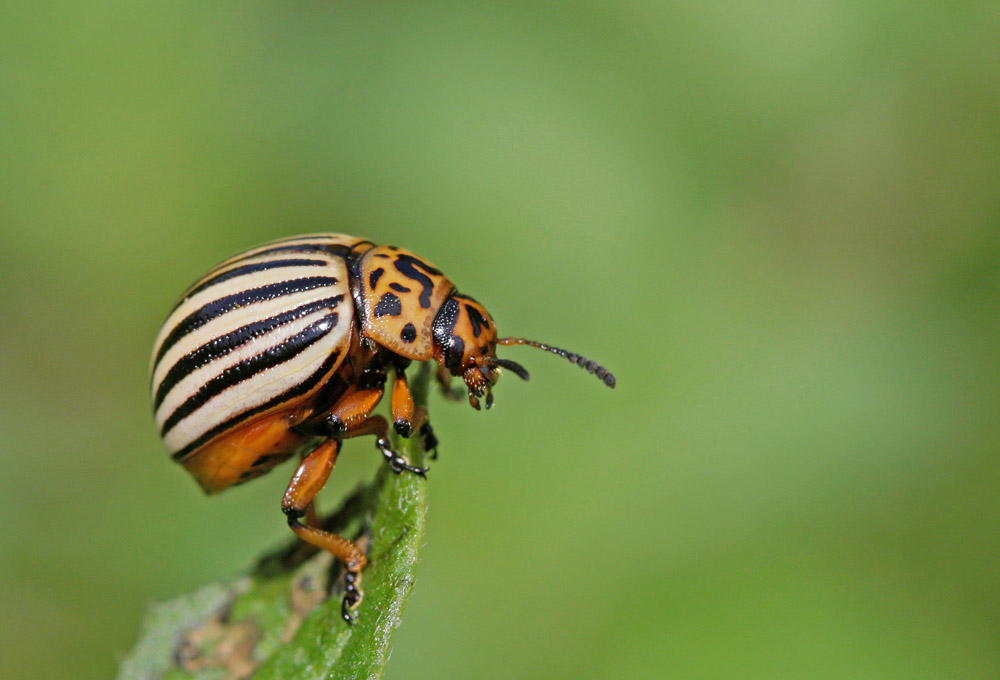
{"left": 497, "top": 337, "right": 616, "bottom": 388}
{"left": 486, "top": 357, "right": 531, "bottom": 381}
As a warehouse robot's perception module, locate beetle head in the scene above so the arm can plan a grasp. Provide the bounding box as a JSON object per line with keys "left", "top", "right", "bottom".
{"left": 432, "top": 294, "right": 511, "bottom": 409}
{"left": 431, "top": 293, "right": 615, "bottom": 410}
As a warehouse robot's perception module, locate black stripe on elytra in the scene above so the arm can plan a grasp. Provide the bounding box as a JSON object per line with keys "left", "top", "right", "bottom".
{"left": 368, "top": 267, "right": 384, "bottom": 290}
{"left": 153, "top": 295, "right": 344, "bottom": 409}
{"left": 389, "top": 282, "right": 411, "bottom": 293}
{"left": 252, "top": 234, "right": 327, "bottom": 245}
{"left": 225, "top": 243, "right": 356, "bottom": 267}
{"left": 393, "top": 254, "right": 442, "bottom": 309}
{"left": 154, "top": 276, "right": 339, "bottom": 368}
{"left": 184, "top": 259, "right": 328, "bottom": 301}
{"left": 160, "top": 314, "right": 338, "bottom": 436}
{"left": 254, "top": 234, "right": 358, "bottom": 246}
{"left": 171, "top": 348, "right": 343, "bottom": 460}
{"left": 373, "top": 292, "right": 402, "bottom": 318}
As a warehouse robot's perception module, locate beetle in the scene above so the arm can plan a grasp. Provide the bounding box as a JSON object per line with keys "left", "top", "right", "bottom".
{"left": 150, "top": 233, "right": 615, "bottom": 621}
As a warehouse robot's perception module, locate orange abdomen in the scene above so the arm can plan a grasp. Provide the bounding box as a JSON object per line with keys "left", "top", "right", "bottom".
{"left": 181, "top": 406, "right": 312, "bottom": 494}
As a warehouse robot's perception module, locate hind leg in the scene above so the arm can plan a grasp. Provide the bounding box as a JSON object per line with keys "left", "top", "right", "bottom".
{"left": 281, "top": 438, "right": 366, "bottom": 622}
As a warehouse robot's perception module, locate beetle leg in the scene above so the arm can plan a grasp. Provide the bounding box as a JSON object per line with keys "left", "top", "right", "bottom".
{"left": 295, "top": 451, "right": 322, "bottom": 528}
{"left": 406, "top": 405, "right": 438, "bottom": 460}
{"left": 435, "top": 364, "right": 465, "bottom": 401}
{"left": 388, "top": 368, "right": 438, "bottom": 460}
{"left": 390, "top": 368, "right": 415, "bottom": 437}
{"left": 322, "top": 387, "right": 385, "bottom": 435}
{"left": 377, "top": 435, "right": 428, "bottom": 476}
{"left": 330, "top": 413, "right": 428, "bottom": 476}
{"left": 344, "top": 415, "right": 428, "bottom": 477}
{"left": 303, "top": 501, "right": 320, "bottom": 529}
{"left": 281, "top": 439, "right": 367, "bottom": 623}
{"left": 420, "top": 421, "right": 439, "bottom": 460}
{"left": 319, "top": 386, "right": 429, "bottom": 477}
{"left": 394, "top": 367, "right": 440, "bottom": 458}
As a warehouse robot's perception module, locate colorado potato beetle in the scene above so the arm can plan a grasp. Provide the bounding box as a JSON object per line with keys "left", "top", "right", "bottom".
{"left": 150, "top": 234, "right": 615, "bottom": 621}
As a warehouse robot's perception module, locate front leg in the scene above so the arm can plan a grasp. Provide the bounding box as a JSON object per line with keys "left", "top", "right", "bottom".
{"left": 419, "top": 420, "right": 439, "bottom": 460}
{"left": 435, "top": 363, "right": 465, "bottom": 401}
{"left": 392, "top": 365, "right": 439, "bottom": 459}
{"left": 390, "top": 367, "right": 416, "bottom": 437}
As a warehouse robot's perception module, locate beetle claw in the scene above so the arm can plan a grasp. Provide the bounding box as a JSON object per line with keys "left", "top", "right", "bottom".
{"left": 342, "top": 571, "right": 362, "bottom": 624}
{"left": 376, "top": 438, "right": 428, "bottom": 477}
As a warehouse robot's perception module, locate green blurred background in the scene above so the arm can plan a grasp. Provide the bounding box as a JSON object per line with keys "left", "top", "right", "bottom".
{"left": 2, "top": 2, "right": 999, "bottom": 678}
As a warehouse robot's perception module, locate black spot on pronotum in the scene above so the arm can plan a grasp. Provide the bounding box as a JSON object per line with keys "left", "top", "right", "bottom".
{"left": 373, "top": 293, "right": 402, "bottom": 318}
{"left": 400, "top": 323, "right": 417, "bottom": 343}
{"left": 368, "top": 267, "right": 384, "bottom": 290}
{"left": 389, "top": 282, "right": 411, "bottom": 293}
{"left": 464, "top": 304, "right": 486, "bottom": 338}
{"left": 394, "top": 254, "right": 442, "bottom": 309}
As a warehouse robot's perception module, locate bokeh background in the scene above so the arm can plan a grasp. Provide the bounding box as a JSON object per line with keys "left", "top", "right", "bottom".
{"left": 3, "top": 2, "right": 999, "bottom": 678}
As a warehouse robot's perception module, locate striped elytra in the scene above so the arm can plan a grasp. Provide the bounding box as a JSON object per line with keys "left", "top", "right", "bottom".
{"left": 151, "top": 235, "right": 372, "bottom": 468}
{"left": 149, "top": 233, "right": 615, "bottom": 623}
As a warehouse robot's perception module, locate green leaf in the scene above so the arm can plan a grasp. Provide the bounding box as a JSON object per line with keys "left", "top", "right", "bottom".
{"left": 118, "top": 373, "right": 431, "bottom": 680}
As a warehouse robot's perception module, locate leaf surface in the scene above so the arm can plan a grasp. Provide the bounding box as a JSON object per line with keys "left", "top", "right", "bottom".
{"left": 119, "top": 377, "right": 431, "bottom": 680}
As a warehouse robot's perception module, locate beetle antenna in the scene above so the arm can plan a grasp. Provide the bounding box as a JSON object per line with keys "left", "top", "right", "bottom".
{"left": 497, "top": 337, "right": 616, "bottom": 388}
{"left": 484, "top": 357, "right": 531, "bottom": 381}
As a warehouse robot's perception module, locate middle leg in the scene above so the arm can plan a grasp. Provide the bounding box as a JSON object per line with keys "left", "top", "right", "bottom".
{"left": 318, "top": 383, "right": 430, "bottom": 476}
{"left": 342, "top": 414, "right": 428, "bottom": 476}
{"left": 391, "top": 364, "right": 440, "bottom": 459}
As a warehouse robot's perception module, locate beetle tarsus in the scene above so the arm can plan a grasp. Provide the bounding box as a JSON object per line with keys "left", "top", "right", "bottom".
{"left": 420, "top": 422, "right": 439, "bottom": 460}
{"left": 376, "top": 437, "right": 428, "bottom": 476}
{"left": 393, "top": 418, "right": 412, "bottom": 438}
{"left": 342, "top": 570, "right": 362, "bottom": 624}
